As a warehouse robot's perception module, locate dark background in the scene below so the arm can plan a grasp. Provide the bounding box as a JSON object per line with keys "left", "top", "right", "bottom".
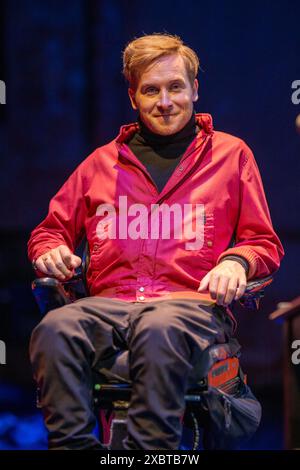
{"left": 0, "top": 0, "right": 299, "bottom": 449}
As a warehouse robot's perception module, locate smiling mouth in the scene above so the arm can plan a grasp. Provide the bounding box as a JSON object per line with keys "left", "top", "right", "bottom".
{"left": 156, "top": 114, "right": 176, "bottom": 117}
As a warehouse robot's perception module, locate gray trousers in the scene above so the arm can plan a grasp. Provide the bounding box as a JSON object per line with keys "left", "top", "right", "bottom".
{"left": 29, "top": 296, "right": 238, "bottom": 450}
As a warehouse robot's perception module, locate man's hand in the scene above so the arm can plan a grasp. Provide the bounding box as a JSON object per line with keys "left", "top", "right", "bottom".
{"left": 33, "top": 245, "right": 82, "bottom": 281}
{"left": 197, "top": 260, "right": 247, "bottom": 306}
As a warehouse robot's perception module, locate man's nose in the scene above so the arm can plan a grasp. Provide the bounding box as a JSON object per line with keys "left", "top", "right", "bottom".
{"left": 157, "top": 90, "right": 173, "bottom": 109}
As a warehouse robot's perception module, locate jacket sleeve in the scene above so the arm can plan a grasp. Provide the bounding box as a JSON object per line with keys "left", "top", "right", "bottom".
{"left": 217, "top": 143, "right": 284, "bottom": 279}
{"left": 27, "top": 162, "right": 87, "bottom": 267}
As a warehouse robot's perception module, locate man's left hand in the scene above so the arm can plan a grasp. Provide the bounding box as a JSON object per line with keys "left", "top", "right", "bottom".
{"left": 197, "top": 260, "right": 247, "bottom": 306}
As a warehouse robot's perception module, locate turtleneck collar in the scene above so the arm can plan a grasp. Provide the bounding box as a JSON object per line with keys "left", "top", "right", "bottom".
{"left": 136, "top": 111, "right": 198, "bottom": 146}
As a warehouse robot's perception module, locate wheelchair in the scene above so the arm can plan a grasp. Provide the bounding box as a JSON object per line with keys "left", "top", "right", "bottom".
{"left": 31, "top": 244, "right": 273, "bottom": 450}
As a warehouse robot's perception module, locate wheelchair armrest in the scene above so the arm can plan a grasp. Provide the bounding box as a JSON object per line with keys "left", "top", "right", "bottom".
{"left": 32, "top": 270, "right": 88, "bottom": 316}
{"left": 238, "top": 274, "right": 273, "bottom": 309}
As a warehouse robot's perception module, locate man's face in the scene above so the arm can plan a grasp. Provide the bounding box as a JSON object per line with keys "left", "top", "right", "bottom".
{"left": 128, "top": 54, "right": 199, "bottom": 135}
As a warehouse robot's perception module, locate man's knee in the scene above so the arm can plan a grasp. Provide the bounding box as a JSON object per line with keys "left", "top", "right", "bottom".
{"left": 29, "top": 305, "right": 81, "bottom": 364}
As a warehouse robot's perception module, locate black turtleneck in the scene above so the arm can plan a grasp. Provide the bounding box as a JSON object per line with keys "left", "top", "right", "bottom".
{"left": 127, "top": 111, "right": 199, "bottom": 193}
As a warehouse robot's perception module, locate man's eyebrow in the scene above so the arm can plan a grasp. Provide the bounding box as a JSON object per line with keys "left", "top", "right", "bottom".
{"left": 141, "top": 78, "right": 185, "bottom": 89}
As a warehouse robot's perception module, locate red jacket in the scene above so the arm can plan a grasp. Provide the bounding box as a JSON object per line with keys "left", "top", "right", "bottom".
{"left": 28, "top": 113, "right": 284, "bottom": 303}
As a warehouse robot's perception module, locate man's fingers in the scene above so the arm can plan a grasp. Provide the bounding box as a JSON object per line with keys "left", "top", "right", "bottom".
{"left": 223, "top": 277, "right": 238, "bottom": 305}
{"left": 234, "top": 278, "right": 247, "bottom": 300}
{"left": 207, "top": 273, "right": 219, "bottom": 300}
{"left": 52, "top": 250, "right": 74, "bottom": 278}
{"left": 37, "top": 248, "right": 71, "bottom": 280}
{"left": 71, "top": 255, "right": 82, "bottom": 268}
{"left": 215, "top": 276, "right": 230, "bottom": 305}
{"left": 59, "top": 245, "right": 82, "bottom": 269}
{"left": 42, "top": 253, "right": 66, "bottom": 279}
{"left": 198, "top": 261, "right": 248, "bottom": 305}
{"left": 198, "top": 273, "right": 210, "bottom": 291}
{"left": 35, "top": 245, "right": 82, "bottom": 280}
{"left": 58, "top": 245, "right": 73, "bottom": 269}
{"left": 34, "top": 258, "right": 49, "bottom": 276}
{"left": 41, "top": 253, "right": 61, "bottom": 276}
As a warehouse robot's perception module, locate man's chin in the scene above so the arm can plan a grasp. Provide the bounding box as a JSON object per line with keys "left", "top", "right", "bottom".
{"left": 148, "top": 123, "right": 180, "bottom": 136}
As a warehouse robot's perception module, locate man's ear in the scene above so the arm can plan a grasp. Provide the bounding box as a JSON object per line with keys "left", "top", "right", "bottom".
{"left": 192, "top": 79, "right": 199, "bottom": 102}
{"left": 128, "top": 88, "right": 138, "bottom": 110}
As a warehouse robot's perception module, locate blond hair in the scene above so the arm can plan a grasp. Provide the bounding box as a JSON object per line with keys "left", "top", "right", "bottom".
{"left": 122, "top": 33, "right": 199, "bottom": 90}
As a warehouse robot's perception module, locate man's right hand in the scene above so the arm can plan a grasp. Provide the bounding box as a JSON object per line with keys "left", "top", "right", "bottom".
{"left": 33, "top": 245, "right": 82, "bottom": 281}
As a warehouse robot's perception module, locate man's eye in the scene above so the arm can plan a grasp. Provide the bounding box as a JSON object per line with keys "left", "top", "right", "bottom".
{"left": 146, "top": 88, "right": 157, "bottom": 94}
{"left": 144, "top": 84, "right": 181, "bottom": 94}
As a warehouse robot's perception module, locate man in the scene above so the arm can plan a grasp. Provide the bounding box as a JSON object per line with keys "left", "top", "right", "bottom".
{"left": 28, "top": 33, "right": 284, "bottom": 450}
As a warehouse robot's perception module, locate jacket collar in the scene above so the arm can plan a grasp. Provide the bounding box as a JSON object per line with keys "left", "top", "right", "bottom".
{"left": 116, "top": 113, "right": 214, "bottom": 144}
